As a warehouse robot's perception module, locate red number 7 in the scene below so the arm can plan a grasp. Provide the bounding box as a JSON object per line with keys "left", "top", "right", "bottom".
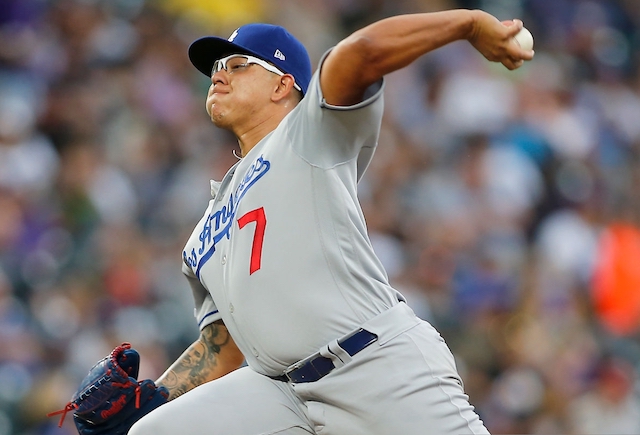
{"left": 237, "top": 207, "right": 266, "bottom": 275}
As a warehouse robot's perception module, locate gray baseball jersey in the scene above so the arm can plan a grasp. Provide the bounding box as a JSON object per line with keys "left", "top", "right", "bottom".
{"left": 132, "top": 56, "right": 489, "bottom": 435}
{"left": 181, "top": 62, "right": 404, "bottom": 377}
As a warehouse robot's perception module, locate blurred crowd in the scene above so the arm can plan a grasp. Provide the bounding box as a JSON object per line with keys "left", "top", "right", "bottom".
{"left": 1, "top": 0, "right": 640, "bottom": 433}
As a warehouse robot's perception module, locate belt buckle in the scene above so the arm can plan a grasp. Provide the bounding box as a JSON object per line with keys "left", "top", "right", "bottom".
{"left": 282, "top": 352, "right": 317, "bottom": 382}
{"left": 283, "top": 362, "right": 303, "bottom": 382}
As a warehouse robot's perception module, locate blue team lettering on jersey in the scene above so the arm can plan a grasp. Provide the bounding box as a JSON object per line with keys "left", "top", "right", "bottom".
{"left": 183, "top": 155, "right": 271, "bottom": 278}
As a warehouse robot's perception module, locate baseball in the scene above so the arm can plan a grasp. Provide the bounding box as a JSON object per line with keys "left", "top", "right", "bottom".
{"left": 513, "top": 26, "right": 534, "bottom": 51}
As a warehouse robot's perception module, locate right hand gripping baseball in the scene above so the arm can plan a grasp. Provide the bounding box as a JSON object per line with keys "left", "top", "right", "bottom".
{"left": 48, "top": 343, "right": 169, "bottom": 435}
{"left": 467, "top": 11, "right": 533, "bottom": 70}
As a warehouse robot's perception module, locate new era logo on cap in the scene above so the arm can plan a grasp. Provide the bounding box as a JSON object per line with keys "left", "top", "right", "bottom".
{"left": 188, "top": 23, "right": 312, "bottom": 95}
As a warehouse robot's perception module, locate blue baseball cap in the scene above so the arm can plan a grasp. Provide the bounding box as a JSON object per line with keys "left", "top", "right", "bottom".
{"left": 189, "top": 24, "right": 312, "bottom": 95}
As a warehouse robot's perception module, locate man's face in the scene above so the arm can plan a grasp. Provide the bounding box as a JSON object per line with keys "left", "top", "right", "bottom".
{"left": 205, "top": 55, "right": 283, "bottom": 129}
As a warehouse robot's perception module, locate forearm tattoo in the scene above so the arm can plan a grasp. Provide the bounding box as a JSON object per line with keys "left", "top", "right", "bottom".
{"left": 161, "top": 322, "right": 232, "bottom": 400}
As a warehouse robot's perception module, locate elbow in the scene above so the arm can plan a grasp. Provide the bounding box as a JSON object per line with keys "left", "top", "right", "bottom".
{"left": 228, "top": 343, "right": 246, "bottom": 369}
{"left": 338, "top": 33, "right": 375, "bottom": 59}
{"left": 220, "top": 335, "right": 245, "bottom": 372}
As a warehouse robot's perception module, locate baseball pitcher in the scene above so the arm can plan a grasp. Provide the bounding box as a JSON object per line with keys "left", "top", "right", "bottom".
{"left": 52, "top": 8, "right": 533, "bottom": 435}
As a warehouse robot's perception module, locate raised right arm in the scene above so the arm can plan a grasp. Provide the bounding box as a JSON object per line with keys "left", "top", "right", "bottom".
{"left": 321, "top": 9, "right": 534, "bottom": 106}
{"left": 155, "top": 320, "right": 245, "bottom": 400}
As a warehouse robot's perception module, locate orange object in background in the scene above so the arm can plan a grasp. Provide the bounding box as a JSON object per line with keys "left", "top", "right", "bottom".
{"left": 592, "top": 223, "right": 640, "bottom": 336}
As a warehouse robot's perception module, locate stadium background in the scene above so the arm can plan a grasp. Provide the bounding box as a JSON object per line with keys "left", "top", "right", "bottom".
{"left": 1, "top": 0, "right": 639, "bottom": 433}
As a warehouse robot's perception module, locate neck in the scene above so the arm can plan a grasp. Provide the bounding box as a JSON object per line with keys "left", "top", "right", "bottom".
{"left": 234, "top": 103, "right": 294, "bottom": 157}
{"left": 235, "top": 117, "right": 280, "bottom": 157}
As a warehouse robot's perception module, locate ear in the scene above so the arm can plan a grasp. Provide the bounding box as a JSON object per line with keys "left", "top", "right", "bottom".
{"left": 271, "top": 74, "right": 297, "bottom": 103}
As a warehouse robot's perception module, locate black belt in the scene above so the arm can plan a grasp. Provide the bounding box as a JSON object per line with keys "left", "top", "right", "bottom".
{"left": 274, "top": 329, "right": 378, "bottom": 383}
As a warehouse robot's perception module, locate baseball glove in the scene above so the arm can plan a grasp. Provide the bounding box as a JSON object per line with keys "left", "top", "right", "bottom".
{"left": 48, "top": 342, "right": 169, "bottom": 435}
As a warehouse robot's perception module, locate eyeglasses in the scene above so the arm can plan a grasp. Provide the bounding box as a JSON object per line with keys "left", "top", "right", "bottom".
{"left": 211, "top": 54, "right": 301, "bottom": 92}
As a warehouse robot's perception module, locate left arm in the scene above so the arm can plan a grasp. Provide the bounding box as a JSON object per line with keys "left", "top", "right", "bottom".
{"left": 156, "top": 320, "right": 244, "bottom": 400}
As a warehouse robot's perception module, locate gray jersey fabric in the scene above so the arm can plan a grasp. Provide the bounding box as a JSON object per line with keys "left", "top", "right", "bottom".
{"left": 182, "top": 64, "right": 406, "bottom": 376}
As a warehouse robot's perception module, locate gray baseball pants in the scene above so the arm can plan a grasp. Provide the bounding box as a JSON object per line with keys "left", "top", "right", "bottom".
{"left": 129, "top": 303, "right": 489, "bottom": 435}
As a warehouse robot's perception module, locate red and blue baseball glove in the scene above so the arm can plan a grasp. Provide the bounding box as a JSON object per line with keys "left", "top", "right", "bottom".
{"left": 49, "top": 343, "right": 169, "bottom": 435}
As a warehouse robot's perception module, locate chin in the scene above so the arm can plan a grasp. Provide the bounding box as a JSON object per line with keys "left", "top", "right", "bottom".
{"left": 211, "top": 114, "right": 231, "bottom": 129}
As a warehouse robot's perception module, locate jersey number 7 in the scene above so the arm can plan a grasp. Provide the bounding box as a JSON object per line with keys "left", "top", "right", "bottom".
{"left": 237, "top": 207, "right": 266, "bottom": 275}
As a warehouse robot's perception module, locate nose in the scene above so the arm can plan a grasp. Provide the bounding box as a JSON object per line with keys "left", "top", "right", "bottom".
{"left": 211, "top": 69, "right": 226, "bottom": 85}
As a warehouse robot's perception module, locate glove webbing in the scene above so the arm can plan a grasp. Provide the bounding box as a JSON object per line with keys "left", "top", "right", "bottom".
{"left": 47, "top": 383, "right": 143, "bottom": 427}
{"left": 46, "top": 343, "right": 143, "bottom": 428}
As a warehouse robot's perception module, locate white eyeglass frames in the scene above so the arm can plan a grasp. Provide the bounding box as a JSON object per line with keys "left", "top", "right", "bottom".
{"left": 211, "top": 54, "right": 301, "bottom": 92}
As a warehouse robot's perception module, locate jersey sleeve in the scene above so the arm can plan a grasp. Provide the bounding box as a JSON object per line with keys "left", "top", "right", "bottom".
{"left": 181, "top": 261, "right": 222, "bottom": 330}
{"left": 286, "top": 49, "right": 385, "bottom": 177}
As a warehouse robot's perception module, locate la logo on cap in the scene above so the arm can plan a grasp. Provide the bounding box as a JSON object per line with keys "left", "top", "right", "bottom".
{"left": 228, "top": 29, "right": 239, "bottom": 42}
{"left": 274, "top": 50, "right": 285, "bottom": 60}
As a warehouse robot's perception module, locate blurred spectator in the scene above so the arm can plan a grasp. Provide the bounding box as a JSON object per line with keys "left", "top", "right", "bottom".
{"left": 568, "top": 357, "right": 640, "bottom": 434}
{"left": 592, "top": 222, "right": 640, "bottom": 337}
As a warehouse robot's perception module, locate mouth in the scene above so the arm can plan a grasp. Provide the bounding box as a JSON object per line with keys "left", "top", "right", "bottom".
{"left": 208, "top": 89, "right": 228, "bottom": 103}
{"left": 212, "top": 83, "right": 229, "bottom": 94}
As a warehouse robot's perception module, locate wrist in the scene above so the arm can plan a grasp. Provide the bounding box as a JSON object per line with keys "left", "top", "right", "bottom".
{"left": 465, "top": 9, "right": 483, "bottom": 41}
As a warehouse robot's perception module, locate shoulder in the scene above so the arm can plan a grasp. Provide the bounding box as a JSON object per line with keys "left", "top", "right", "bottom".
{"left": 296, "top": 49, "right": 386, "bottom": 117}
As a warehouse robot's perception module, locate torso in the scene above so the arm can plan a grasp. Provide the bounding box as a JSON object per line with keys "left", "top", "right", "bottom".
{"left": 182, "top": 72, "right": 403, "bottom": 375}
